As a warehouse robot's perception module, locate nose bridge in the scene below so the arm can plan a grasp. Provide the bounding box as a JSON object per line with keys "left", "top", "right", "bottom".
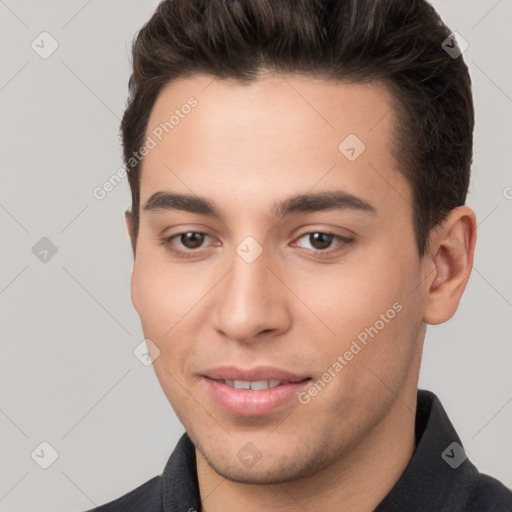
{"left": 225, "top": 243, "right": 273, "bottom": 315}
{"left": 213, "top": 238, "right": 289, "bottom": 341}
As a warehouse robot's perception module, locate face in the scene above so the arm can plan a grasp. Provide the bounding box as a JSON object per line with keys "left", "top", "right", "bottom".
{"left": 129, "top": 73, "right": 430, "bottom": 484}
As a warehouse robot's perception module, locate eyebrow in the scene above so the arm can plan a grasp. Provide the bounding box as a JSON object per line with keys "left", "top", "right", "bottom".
{"left": 143, "top": 190, "right": 377, "bottom": 219}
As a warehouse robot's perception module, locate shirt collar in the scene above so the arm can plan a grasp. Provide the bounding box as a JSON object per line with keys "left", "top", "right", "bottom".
{"left": 161, "top": 389, "right": 479, "bottom": 511}
{"left": 162, "top": 431, "right": 200, "bottom": 512}
{"left": 374, "top": 389, "right": 478, "bottom": 511}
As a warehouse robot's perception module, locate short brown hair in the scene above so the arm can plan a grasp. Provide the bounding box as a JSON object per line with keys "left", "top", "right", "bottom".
{"left": 121, "top": 0, "right": 474, "bottom": 255}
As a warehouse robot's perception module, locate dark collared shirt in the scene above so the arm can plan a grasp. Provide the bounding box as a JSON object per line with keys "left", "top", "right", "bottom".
{"left": 87, "top": 390, "right": 512, "bottom": 511}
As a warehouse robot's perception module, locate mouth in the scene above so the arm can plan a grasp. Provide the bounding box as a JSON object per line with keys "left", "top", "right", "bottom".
{"left": 200, "top": 366, "right": 312, "bottom": 416}
{"left": 201, "top": 365, "right": 310, "bottom": 383}
{"left": 218, "top": 379, "right": 287, "bottom": 390}
{"left": 215, "top": 378, "right": 308, "bottom": 390}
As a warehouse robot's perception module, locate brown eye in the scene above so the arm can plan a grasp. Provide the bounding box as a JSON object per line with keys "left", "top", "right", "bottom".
{"left": 308, "top": 232, "right": 334, "bottom": 250}
{"left": 296, "top": 232, "right": 335, "bottom": 251}
{"left": 160, "top": 231, "right": 218, "bottom": 258}
{"left": 179, "top": 232, "right": 205, "bottom": 249}
{"left": 294, "top": 231, "right": 354, "bottom": 255}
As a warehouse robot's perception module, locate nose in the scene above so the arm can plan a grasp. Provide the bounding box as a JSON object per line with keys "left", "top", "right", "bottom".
{"left": 212, "top": 245, "right": 292, "bottom": 344}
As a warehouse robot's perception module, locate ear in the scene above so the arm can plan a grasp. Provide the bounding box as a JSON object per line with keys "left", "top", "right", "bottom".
{"left": 422, "top": 206, "right": 477, "bottom": 325}
{"left": 125, "top": 209, "right": 137, "bottom": 256}
{"left": 125, "top": 209, "right": 140, "bottom": 313}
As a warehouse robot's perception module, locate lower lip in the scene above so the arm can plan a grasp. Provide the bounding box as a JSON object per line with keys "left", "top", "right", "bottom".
{"left": 203, "top": 378, "right": 310, "bottom": 416}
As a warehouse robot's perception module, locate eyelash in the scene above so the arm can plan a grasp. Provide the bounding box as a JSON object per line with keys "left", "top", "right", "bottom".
{"left": 159, "top": 231, "right": 354, "bottom": 259}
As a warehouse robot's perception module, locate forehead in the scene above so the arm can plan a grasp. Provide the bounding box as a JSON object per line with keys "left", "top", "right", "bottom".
{"left": 139, "top": 73, "right": 410, "bottom": 218}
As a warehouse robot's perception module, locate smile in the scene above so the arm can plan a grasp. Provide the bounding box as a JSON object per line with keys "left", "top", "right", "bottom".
{"left": 220, "top": 379, "right": 283, "bottom": 390}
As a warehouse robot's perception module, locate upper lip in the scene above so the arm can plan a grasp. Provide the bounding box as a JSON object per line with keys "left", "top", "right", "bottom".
{"left": 202, "top": 366, "right": 310, "bottom": 383}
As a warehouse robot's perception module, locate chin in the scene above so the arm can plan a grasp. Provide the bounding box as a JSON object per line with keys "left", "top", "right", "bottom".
{"left": 196, "top": 438, "right": 332, "bottom": 486}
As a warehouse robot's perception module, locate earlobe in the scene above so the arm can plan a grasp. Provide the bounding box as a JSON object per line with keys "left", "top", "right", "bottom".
{"left": 422, "top": 206, "right": 477, "bottom": 325}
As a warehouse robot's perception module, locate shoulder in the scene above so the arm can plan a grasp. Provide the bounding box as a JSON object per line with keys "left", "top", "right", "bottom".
{"left": 466, "top": 473, "right": 512, "bottom": 511}
{"left": 83, "top": 475, "right": 163, "bottom": 512}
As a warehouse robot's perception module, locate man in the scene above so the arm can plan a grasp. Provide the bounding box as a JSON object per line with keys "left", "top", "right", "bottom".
{"left": 88, "top": 0, "right": 512, "bottom": 510}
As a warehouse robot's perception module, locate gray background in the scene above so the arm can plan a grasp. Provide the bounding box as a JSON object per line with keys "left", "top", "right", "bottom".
{"left": 0, "top": 1, "right": 511, "bottom": 510}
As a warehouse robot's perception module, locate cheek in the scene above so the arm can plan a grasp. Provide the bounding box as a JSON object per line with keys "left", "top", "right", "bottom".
{"left": 309, "top": 240, "right": 423, "bottom": 384}
{"left": 308, "top": 259, "right": 424, "bottom": 431}
{"left": 131, "top": 242, "right": 221, "bottom": 378}
{"left": 132, "top": 244, "right": 205, "bottom": 339}
{"left": 131, "top": 253, "right": 202, "bottom": 406}
{"left": 315, "top": 250, "right": 417, "bottom": 335}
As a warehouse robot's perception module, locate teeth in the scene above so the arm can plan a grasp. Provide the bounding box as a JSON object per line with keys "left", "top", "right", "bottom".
{"left": 250, "top": 380, "right": 271, "bottom": 391}
{"left": 223, "top": 379, "right": 283, "bottom": 390}
{"left": 234, "top": 380, "right": 251, "bottom": 390}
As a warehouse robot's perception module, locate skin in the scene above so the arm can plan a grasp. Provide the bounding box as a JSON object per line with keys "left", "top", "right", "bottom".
{"left": 125, "top": 73, "right": 476, "bottom": 512}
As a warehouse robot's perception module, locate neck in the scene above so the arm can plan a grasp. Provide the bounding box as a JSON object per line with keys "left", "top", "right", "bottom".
{"left": 196, "top": 390, "right": 418, "bottom": 512}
